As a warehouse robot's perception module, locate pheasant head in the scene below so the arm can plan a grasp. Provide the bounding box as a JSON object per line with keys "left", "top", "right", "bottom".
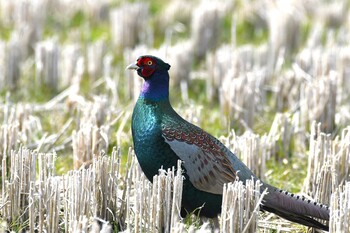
{"left": 127, "top": 55, "right": 171, "bottom": 101}
{"left": 126, "top": 55, "right": 171, "bottom": 79}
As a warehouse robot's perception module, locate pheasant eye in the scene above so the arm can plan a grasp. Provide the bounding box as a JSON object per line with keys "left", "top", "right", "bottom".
{"left": 147, "top": 60, "right": 153, "bottom": 65}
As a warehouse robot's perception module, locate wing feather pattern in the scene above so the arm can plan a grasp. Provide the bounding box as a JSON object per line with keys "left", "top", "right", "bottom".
{"left": 162, "top": 122, "right": 236, "bottom": 195}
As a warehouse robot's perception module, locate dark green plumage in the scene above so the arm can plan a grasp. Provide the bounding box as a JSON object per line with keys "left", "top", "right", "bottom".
{"left": 127, "top": 55, "right": 330, "bottom": 230}
{"left": 132, "top": 98, "right": 222, "bottom": 217}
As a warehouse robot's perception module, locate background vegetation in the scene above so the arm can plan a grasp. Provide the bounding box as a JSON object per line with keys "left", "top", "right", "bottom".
{"left": 0, "top": 0, "right": 349, "bottom": 232}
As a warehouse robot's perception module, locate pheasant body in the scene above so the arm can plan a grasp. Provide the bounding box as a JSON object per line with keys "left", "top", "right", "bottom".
{"left": 128, "top": 55, "right": 330, "bottom": 230}
{"left": 132, "top": 98, "right": 223, "bottom": 217}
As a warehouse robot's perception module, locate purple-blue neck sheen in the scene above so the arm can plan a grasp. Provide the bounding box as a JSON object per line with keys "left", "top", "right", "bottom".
{"left": 140, "top": 69, "right": 169, "bottom": 101}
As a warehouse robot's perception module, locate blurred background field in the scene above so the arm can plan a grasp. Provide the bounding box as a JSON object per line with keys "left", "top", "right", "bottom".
{"left": 0, "top": 0, "right": 350, "bottom": 232}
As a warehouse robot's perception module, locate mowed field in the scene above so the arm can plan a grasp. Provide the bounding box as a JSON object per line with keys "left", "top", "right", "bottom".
{"left": 0, "top": 0, "right": 349, "bottom": 232}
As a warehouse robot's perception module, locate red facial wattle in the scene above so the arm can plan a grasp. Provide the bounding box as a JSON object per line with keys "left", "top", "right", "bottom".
{"left": 140, "top": 66, "right": 155, "bottom": 77}
{"left": 137, "top": 57, "right": 156, "bottom": 78}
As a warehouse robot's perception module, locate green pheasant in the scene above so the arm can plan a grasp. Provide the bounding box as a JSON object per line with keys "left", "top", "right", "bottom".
{"left": 127, "top": 55, "right": 329, "bottom": 231}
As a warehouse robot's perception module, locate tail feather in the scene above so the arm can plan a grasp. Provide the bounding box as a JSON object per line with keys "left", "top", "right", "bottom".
{"left": 262, "top": 205, "right": 329, "bottom": 231}
{"left": 262, "top": 184, "right": 329, "bottom": 231}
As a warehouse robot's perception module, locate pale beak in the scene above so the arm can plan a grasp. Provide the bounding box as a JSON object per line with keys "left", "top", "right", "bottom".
{"left": 126, "top": 63, "right": 139, "bottom": 71}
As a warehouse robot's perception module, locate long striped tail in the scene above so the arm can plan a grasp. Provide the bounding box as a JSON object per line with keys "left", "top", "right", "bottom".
{"left": 261, "top": 184, "right": 329, "bottom": 231}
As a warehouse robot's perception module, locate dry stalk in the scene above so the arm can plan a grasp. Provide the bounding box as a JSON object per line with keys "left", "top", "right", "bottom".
{"left": 299, "top": 73, "right": 337, "bottom": 133}
{"left": 303, "top": 122, "right": 350, "bottom": 206}
{"left": 220, "top": 70, "right": 265, "bottom": 129}
{"left": 0, "top": 38, "right": 21, "bottom": 90}
{"left": 329, "top": 181, "right": 350, "bottom": 233}
{"left": 0, "top": 148, "right": 37, "bottom": 226}
{"left": 87, "top": 40, "right": 107, "bottom": 81}
{"left": 129, "top": 160, "right": 183, "bottom": 232}
{"left": 35, "top": 40, "right": 60, "bottom": 91}
{"left": 72, "top": 97, "right": 110, "bottom": 169}
{"left": 109, "top": 2, "right": 151, "bottom": 50}
{"left": 191, "top": 0, "right": 225, "bottom": 59}
{"left": 60, "top": 44, "right": 83, "bottom": 88}
{"left": 220, "top": 179, "right": 263, "bottom": 233}
{"left": 223, "top": 131, "right": 266, "bottom": 179}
